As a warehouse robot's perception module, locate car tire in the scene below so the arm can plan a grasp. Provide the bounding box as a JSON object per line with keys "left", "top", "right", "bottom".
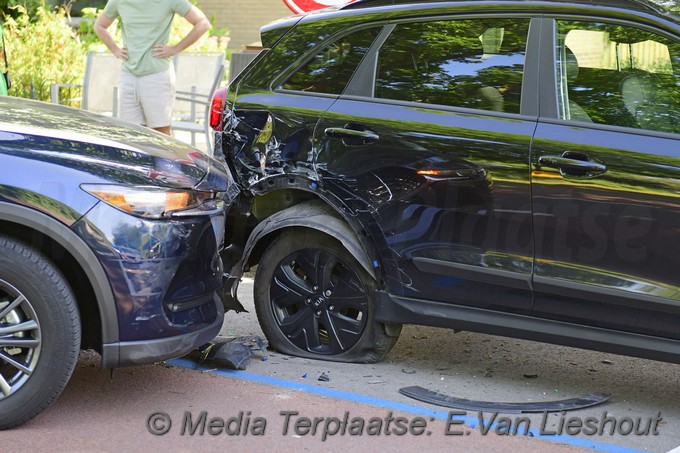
{"left": 0, "top": 235, "right": 81, "bottom": 430}
{"left": 254, "top": 228, "right": 400, "bottom": 363}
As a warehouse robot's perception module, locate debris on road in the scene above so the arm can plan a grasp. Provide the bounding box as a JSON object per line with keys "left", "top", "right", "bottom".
{"left": 398, "top": 386, "right": 611, "bottom": 413}
{"left": 186, "top": 336, "right": 268, "bottom": 370}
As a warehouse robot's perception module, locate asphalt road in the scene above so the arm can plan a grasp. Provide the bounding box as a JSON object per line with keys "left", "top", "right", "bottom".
{"left": 214, "top": 278, "right": 680, "bottom": 453}
{"left": 7, "top": 277, "right": 680, "bottom": 452}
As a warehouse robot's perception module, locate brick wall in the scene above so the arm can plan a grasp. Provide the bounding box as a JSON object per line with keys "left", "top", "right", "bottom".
{"left": 197, "top": 0, "right": 293, "bottom": 51}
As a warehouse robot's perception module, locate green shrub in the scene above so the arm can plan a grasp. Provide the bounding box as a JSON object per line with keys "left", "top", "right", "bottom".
{"left": 77, "top": 7, "right": 120, "bottom": 52}
{"left": 170, "top": 11, "right": 229, "bottom": 53}
{"left": 0, "top": 1, "right": 108, "bottom": 19}
{"left": 0, "top": 0, "right": 54, "bottom": 19}
{"left": 63, "top": 0, "right": 107, "bottom": 17}
{"left": 2, "top": 6, "right": 84, "bottom": 101}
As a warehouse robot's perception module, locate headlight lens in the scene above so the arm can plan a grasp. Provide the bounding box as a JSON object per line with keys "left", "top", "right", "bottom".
{"left": 81, "top": 184, "right": 216, "bottom": 219}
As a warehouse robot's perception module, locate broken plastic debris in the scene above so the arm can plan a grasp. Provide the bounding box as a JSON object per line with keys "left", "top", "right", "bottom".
{"left": 399, "top": 386, "right": 611, "bottom": 413}
{"left": 190, "top": 335, "right": 268, "bottom": 370}
{"left": 318, "top": 373, "right": 330, "bottom": 382}
{"left": 302, "top": 373, "right": 308, "bottom": 378}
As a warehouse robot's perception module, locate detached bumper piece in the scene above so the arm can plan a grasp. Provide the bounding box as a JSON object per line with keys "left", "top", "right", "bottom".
{"left": 188, "top": 335, "right": 268, "bottom": 370}
{"left": 398, "top": 386, "right": 611, "bottom": 413}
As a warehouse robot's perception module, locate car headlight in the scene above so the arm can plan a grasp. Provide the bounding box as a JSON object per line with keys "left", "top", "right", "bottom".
{"left": 81, "top": 184, "right": 222, "bottom": 219}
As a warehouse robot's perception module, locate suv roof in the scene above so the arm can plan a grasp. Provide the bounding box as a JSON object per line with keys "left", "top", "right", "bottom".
{"left": 342, "top": 0, "right": 678, "bottom": 22}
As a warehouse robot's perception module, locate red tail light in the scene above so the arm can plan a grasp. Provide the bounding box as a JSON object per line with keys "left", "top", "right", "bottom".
{"left": 210, "top": 87, "right": 228, "bottom": 131}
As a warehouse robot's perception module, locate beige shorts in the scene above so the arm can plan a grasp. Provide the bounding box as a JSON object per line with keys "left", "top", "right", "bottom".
{"left": 119, "top": 67, "right": 176, "bottom": 129}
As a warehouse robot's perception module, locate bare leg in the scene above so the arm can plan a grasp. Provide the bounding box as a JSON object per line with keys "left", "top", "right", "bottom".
{"left": 154, "top": 126, "right": 172, "bottom": 135}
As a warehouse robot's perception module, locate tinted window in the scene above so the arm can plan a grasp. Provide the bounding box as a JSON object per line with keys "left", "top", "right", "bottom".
{"left": 282, "top": 27, "right": 380, "bottom": 94}
{"left": 556, "top": 20, "right": 680, "bottom": 133}
{"left": 374, "top": 19, "right": 530, "bottom": 113}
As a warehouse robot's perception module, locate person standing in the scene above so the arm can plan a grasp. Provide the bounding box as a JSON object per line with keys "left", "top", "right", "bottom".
{"left": 94, "top": 0, "right": 211, "bottom": 135}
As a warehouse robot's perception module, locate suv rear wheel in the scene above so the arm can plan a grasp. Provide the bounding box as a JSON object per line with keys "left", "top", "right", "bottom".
{"left": 254, "top": 229, "right": 400, "bottom": 363}
{"left": 0, "top": 235, "right": 81, "bottom": 429}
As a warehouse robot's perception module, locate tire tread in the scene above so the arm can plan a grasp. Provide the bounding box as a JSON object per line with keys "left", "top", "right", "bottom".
{"left": 0, "top": 235, "right": 81, "bottom": 430}
{"left": 254, "top": 229, "right": 401, "bottom": 364}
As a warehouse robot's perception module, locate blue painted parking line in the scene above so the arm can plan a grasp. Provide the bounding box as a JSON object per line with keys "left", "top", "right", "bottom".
{"left": 169, "top": 358, "right": 642, "bottom": 453}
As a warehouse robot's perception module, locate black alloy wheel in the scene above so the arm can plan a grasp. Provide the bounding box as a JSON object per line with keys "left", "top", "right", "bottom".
{"left": 255, "top": 229, "right": 400, "bottom": 363}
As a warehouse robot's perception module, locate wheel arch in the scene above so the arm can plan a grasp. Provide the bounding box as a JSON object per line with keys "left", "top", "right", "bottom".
{"left": 243, "top": 198, "right": 378, "bottom": 281}
{"left": 0, "top": 203, "right": 119, "bottom": 350}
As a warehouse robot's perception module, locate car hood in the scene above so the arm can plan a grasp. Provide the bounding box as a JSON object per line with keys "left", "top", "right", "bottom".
{"left": 0, "top": 97, "right": 227, "bottom": 191}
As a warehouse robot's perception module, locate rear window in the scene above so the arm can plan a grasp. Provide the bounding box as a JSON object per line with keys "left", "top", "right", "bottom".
{"left": 282, "top": 27, "right": 380, "bottom": 94}
{"left": 556, "top": 20, "right": 680, "bottom": 133}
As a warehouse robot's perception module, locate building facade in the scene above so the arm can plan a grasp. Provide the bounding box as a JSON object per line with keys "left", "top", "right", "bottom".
{"left": 197, "top": 0, "right": 293, "bottom": 51}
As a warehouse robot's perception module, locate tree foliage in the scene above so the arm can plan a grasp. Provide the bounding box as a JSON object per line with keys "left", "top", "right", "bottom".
{"left": 0, "top": 1, "right": 107, "bottom": 19}
{"left": 652, "top": 0, "right": 680, "bottom": 12}
{"left": 0, "top": 0, "right": 47, "bottom": 19}
{"left": 2, "top": 6, "right": 84, "bottom": 101}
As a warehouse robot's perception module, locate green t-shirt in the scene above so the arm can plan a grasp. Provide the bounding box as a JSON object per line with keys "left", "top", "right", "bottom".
{"left": 103, "top": 0, "right": 192, "bottom": 77}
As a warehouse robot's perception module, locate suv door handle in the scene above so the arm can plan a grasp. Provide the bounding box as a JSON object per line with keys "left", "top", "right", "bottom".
{"left": 538, "top": 155, "right": 607, "bottom": 177}
{"left": 324, "top": 127, "right": 380, "bottom": 144}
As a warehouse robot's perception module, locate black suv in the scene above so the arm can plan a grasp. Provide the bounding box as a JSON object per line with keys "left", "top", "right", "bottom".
{"left": 216, "top": 0, "right": 680, "bottom": 364}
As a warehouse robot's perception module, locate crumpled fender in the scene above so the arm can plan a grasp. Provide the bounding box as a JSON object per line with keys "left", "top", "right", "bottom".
{"left": 218, "top": 199, "right": 376, "bottom": 314}
{"left": 243, "top": 199, "right": 376, "bottom": 280}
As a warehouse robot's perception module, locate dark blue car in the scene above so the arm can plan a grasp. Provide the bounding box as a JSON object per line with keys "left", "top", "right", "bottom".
{"left": 0, "top": 97, "right": 234, "bottom": 429}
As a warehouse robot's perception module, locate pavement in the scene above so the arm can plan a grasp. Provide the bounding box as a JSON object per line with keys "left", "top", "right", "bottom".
{"left": 3, "top": 351, "right": 586, "bottom": 453}
{"left": 7, "top": 279, "right": 680, "bottom": 452}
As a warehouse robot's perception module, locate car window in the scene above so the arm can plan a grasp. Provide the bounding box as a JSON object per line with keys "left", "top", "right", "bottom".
{"left": 373, "top": 18, "right": 530, "bottom": 113}
{"left": 556, "top": 20, "right": 680, "bottom": 134}
{"left": 282, "top": 27, "right": 380, "bottom": 94}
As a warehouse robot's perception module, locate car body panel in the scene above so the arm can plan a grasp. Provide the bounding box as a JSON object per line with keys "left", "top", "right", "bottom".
{"left": 0, "top": 97, "right": 233, "bottom": 367}
{"left": 0, "top": 96, "right": 210, "bottom": 169}
{"left": 315, "top": 98, "right": 536, "bottom": 313}
{"left": 529, "top": 12, "right": 680, "bottom": 340}
{"left": 220, "top": 0, "right": 680, "bottom": 363}
{"left": 532, "top": 121, "right": 680, "bottom": 340}
{"left": 0, "top": 201, "right": 120, "bottom": 346}
{"left": 73, "top": 201, "right": 223, "bottom": 342}
{"left": 0, "top": 97, "right": 230, "bottom": 201}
